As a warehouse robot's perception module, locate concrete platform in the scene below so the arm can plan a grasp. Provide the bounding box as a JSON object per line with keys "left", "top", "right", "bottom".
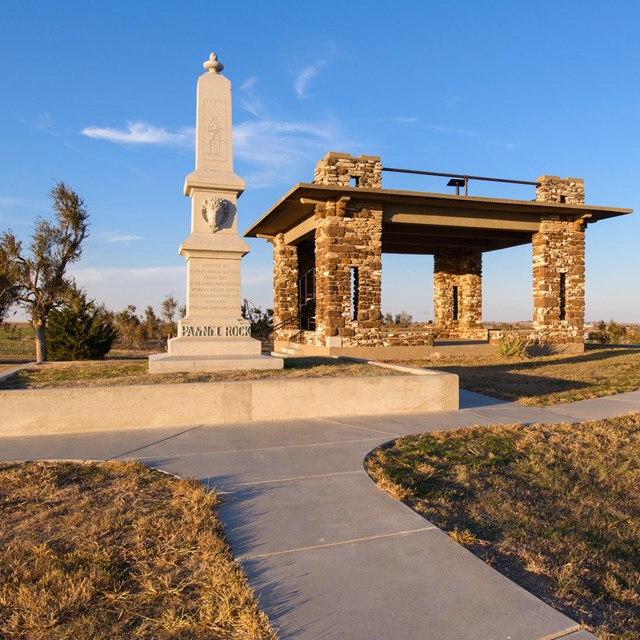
{"left": 148, "top": 353, "right": 283, "bottom": 373}
{"left": 273, "top": 338, "right": 499, "bottom": 360}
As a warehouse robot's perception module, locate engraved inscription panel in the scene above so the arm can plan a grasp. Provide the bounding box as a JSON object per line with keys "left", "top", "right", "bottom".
{"left": 181, "top": 325, "right": 251, "bottom": 338}
{"left": 188, "top": 259, "right": 239, "bottom": 315}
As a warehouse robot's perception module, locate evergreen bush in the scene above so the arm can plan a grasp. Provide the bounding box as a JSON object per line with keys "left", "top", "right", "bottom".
{"left": 47, "top": 292, "right": 117, "bottom": 361}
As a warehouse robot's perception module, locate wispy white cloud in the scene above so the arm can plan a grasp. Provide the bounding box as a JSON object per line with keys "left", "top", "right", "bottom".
{"left": 233, "top": 118, "right": 351, "bottom": 188}
{"left": 79, "top": 113, "right": 350, "bottom": 188}
{"left": 293, "top": 43, "right": 339, "bottom": 99}
{"left": 239, "top": 97, "right": 263, "bottom": 119}
{"left": 240, "top": 77, "right": 257, "bottom": 91}
{"left": 81, "top": 121, "right": 195, "bottom": 147}
{"left": 294, "top": 60, "right": 330, "bottom": 98}
{"left": 445, "top": 91, "right": 461, "bottom": 106}
{"left": 20, "top": 113, "right": 64, "bottom": 137}
{"left": 393, "top": 116, "right": 419, "bottom": 124}
{"left": 426, "top": 124, "right": 479, "bottom": 137}
{"left": 0, "top": 197, "right": 49, "bottom": 226}
{"left": 0, "top": 197, "right": 43, "bottom": 208}
{"left": 69, "top": 266, "right": 185, "bottom": 312}
{"left": 103, "top": 232, "right": 145, "bottom": 243}
{"left": 425, "top": 124, "right": 515, "bottom": 151}
{"left": 71, "top": 266, "right": 183, "bottom": 284}
{"left": 238, "top": 76, "right": 266, "bottom": 118}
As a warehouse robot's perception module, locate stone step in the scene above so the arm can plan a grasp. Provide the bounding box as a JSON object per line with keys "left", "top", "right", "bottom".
{"left": 271, "top": 350, "right": 309, "bottom": 359}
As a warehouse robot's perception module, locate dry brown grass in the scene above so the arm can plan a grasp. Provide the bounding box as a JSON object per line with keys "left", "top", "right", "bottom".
{"left": 403, "top": 346, "right": 640, "bottom": 405}
{"left": 367, "top": 414, "right": 640, "bottom": 639}
{"left": 0, "top": 460, "right": 277, "bottom": 640}
{"left": 0, "top": 357, "right": 399, "bottom": 390}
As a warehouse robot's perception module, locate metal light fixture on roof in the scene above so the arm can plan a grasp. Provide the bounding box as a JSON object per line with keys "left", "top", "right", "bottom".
{"left": 447, "top": 178, "right": 466, "bottom": 196}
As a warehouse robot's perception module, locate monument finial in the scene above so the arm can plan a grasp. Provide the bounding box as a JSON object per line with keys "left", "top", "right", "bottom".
{"left": 203, "top": 52, "right": 224, "bottom": 74}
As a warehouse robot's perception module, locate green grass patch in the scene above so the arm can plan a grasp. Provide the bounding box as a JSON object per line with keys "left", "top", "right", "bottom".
{"left": 0, "top": 460, "right": 276, "bottom": 639}
{"left": 0, "top": 357, "right": 400, "bottom": 389}
{"left": 0, "top": 325, "right": 36, "bottom": 359}
{"left": 403, "top": 346, "right": 640, "bottom": 405}
{"left": 367, "top": 414, "right": 640, "bottom": 639}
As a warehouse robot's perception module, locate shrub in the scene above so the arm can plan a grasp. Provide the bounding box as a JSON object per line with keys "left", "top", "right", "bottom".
{"left": 588, "top": 320, "right": 633, "bottom": 345}
{"left": 113, "top": 305, "right": 144, "bottom": 349}
{"left": 47, "top": 292, "right": 117, "bottom": 361}
{"left": 588, "top": 320, "right": 609, "bottom": 344}
{"left": 497, "top": 334, "right": 530, "bottom": 358}
{"left": 142, "top": 305, "right": 162, "bottom": 342}
{"left": 394, "top": 310, "right": 413, "bottom": 327}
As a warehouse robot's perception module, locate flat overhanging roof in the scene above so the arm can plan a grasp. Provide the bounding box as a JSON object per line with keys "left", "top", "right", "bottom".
{"left": 244, "top": 183, "right": 633, "bottom": 254}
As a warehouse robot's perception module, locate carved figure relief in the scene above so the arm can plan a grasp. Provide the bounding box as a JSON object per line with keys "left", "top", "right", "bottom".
{"left": 201, "top": 197, "right": 230, "bottom": 233}
{"left": 202, "top": 100, "right": 227, "bottom": 161}
{"left": 208, "top": 114, "right": 222, "bottom": 157}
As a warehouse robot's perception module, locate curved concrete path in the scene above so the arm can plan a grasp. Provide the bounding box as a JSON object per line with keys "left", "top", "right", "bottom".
{"left": 2, "top": 388, "right": 640, "bottom": 639}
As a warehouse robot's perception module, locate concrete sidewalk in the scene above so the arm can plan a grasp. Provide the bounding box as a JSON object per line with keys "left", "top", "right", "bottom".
{"left": 2, "top": 389, "right": 639, "bottom": 639}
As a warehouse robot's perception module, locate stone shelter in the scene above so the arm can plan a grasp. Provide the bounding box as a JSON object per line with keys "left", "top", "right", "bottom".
{"left": 245, "top": 152, "right": 632, "bottom": 359}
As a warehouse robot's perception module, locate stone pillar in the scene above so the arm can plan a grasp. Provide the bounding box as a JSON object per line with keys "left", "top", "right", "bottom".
{"left": 532, "top": 218, "right": 585, "bottom": 344}
{"left": 536, "top": 175, "right": 585, "bottom": 204}
{"left": 149, "top": 53, "right": 282, "bottom": 372}
{"left": 271, "top": 233, "right": 298, "bottom": 335}
{"left": 314, "top": 198, "right": 382, "bottom": 347}
{"left": 433, "top": 249, "right": 483, "bottom": 339}
{"left": 309, "top": 152, "right": 383, "bottom": 347}
{"left": 532, "top": 176, "right": 586, "bottom": 345}
{"left": 314, "top": 152, "right": 382, "bottom": 188}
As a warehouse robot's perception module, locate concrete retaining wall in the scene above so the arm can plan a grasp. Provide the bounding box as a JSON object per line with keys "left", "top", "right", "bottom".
{"left": 0, "top": 372, "right": 458, "bottom": 437}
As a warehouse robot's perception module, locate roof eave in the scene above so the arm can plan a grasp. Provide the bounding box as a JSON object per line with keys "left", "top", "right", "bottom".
{"left": 244, "top": 183, "right": 633, "bottom": 238}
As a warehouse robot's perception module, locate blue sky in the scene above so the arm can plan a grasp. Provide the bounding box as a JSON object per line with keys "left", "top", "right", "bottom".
{"left": 1, "top": 0, "right": 638, "bottom": 323}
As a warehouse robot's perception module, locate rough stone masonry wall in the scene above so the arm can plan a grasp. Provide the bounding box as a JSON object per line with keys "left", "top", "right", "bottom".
{"left": 533, "top": 176, "right": 586, "bottom": 344}
{"left": 314, "top": 152, "right": 382, "bottom": 188}
{"left": 532, "top": 218, "right": 585, "bottom": 343}
{"left": 312, "top": 198, "right": 383, "bottom": 347}
{"left": 271, "top": 233, "right": 299, "bottom": 337}
{"left": 536, "top": 175, "right": 585, "bottom": 204}
{"left": 433, "top": 249, "right": 485, "bottom": 339}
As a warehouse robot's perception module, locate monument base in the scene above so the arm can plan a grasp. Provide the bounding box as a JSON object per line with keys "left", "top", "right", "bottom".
{"left": 148, "top": 352, "right": 284, "bottom": 373}
{"left": 149, "top": 320, "right": 284, "bottom": 373}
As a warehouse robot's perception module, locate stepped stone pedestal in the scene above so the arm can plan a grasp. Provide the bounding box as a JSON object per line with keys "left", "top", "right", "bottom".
{"left": 149, "top": 53, "right": 283, "bottom": 373}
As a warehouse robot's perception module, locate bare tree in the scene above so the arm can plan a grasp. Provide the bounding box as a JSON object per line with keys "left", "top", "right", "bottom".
{"left": 0, "top": 182, "right": 89, "bottom": 362}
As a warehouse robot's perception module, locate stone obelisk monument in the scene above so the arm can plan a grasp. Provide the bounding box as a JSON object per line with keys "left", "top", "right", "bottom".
{"left": 149, "top": 53, "right": 283, "bottom": 373}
